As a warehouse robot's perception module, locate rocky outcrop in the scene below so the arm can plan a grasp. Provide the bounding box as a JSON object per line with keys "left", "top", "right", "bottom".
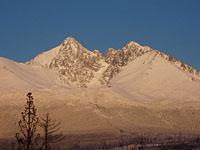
{"left": 48, "top": 38, "right": 103, "bottom": 87}
{"left": 101, "top": 42, "right": 152, "bottom": 84}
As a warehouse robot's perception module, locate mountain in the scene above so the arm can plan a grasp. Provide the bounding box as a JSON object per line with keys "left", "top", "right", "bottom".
{"left": 27, "top": 37, "right": 200, "bottom": 87}
{"left": 0, "top": 37, "right": 200, "bottom": 138}
{"left": 27, "top": 37, "right": 104, "bottom": 87}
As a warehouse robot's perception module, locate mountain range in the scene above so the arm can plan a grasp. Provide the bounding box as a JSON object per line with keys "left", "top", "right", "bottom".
{"left": 0, "top": 37, "right": 200, "bottom": 138}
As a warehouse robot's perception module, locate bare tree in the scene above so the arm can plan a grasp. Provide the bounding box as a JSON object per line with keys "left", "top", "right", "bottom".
{"left": 40, "top": 113, "right": 65, "bottom": 150}
{"left": 15, "top": 92, "right": 40, "bottom": 150}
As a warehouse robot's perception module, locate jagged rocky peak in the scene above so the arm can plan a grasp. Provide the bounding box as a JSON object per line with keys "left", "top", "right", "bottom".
{"left": 59, "top": 37, "right": 91, "bottom": 58}
{"left": 62, "top": 36, "right": 81, "bottom": 45}
{"left": 27, "top": 37, "right": 105, "bottom": 87}
{"left": 46, "top": 37, "right": 103, "bottom": 87}
{"left": 26, "top": 37, "right": 90, "bottom": 68}
{"left": 63, "top": 37, "right": 76, "bottom": 44}
{"left": 105, "top": 41, "right": 152, "bottom": 67}
{"left": 49, "top": 37, "right": 101, "bottom": 68}
{"left": 101, "top": 41, "right": 153, "bottom": 85}
{"left": 122, "top": 41, "right": 151, "bottom": 54}
{"left": 123, "top": 41, "right": 142, "bottom": 48}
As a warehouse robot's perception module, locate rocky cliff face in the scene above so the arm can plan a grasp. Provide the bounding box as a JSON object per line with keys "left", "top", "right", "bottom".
{"left": 48, "top": 38, "right": 103, "bottom": 87}
{"left": 28, "top": 37, "right": 104, "bottom": 87}
{"left": 27, "top": 37, "right": 200, "bottom": 87}
{"left": 101, "top": 42, "right": 152, "bottom": 84}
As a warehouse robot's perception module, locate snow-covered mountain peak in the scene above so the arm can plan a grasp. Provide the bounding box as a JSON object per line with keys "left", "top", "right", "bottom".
{"left": 122, "top": 41, "right": 150, "bottom": 53}
{"left": 63, "top": 36, "right": 76, "bottom": 42}
{"left": 62, "top": 37, "right": 81, "bottom": 48}
{"left": 124, "top": 41, "right": 141, "bottom": 48}
{"left": 59, "top": 37, "right": 90, "bottom": 57}
{"left": 27, "top": 37, "right": 104, "bottom": 87}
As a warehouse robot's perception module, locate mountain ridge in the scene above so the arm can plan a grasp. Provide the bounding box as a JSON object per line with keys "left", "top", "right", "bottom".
{"left": 26, "top": 37, "right": 200, "bottom": 87}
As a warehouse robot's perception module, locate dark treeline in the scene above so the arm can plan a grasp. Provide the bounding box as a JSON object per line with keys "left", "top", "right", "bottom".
{"left": 4, "top": 132, "right": 200, "bottom": 150}
{"left": 56, "top": 133, "right": 200, "bottom": 150}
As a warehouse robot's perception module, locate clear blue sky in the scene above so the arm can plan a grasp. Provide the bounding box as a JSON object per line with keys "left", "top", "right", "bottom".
{"left": 0, "top": 0, "right": 200, "bottom": 69}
